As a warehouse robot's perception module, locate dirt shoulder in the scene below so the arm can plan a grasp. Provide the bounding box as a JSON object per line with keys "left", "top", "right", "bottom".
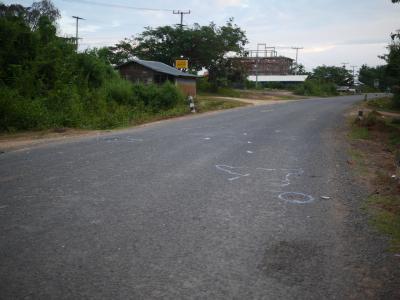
{"left": 202, "top": 96, "right": 301, "bottom": 105}
{"left": 346, "top": 101, "right": 400, "bottom": 253}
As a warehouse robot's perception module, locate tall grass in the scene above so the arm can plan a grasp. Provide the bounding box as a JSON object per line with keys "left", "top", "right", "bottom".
{"left": 0, "top": 80, "right": 186, "bottom": 132}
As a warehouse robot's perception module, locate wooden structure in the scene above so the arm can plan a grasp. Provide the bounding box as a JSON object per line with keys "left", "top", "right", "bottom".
{"left": 229, "top": 56, "right": 294, "bottom": 76}
{"left": 116, "top": 59, "right": 198, "bottom": 97}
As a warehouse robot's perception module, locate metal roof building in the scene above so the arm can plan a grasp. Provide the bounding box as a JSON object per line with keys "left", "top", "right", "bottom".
{"left": 247, "top": 75, "right": 308, "bottom": 83}
{"left": 117, "top": 59, "right": 198, "bottom": 97}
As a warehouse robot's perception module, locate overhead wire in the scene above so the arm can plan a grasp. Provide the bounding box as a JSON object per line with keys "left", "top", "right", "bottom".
{"left": 60, "top": 0, "right": 176, "bottom": 12}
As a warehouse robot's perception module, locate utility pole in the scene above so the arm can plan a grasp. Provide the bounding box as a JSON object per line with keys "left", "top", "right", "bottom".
{"left": 72, "top": 16, "right": 85, "bottom": 51}
{"left": 350, "top": 65, "right": 357, "bottom": 78}
{"left": 255, "top": 44, "right": 266, "bottom": 88}
{"left": 350, "top": 65, "right": 357, "bottom": 86}
{"left": 341, "top": 62, "right": 349, "bottom": 69}
{"left": 292, "top": 47, "right": 303, "bottom": 74}
{"left": 173, "top": 10, "right": 190, "bottom": 27}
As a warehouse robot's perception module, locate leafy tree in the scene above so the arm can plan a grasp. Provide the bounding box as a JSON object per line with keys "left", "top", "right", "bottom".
{"left": 290, "top": 64, "right": 309, "bottom": 75}
{"left": 26, "top": 0, "right": 60, "bottom": 29}
{"left": 358, "top": 64, "right": 388, "bottom": 90}
{"left": 0, "top": 0, "right": 60, "bottom": 29}
{"left": 310, "top": 65, "right": 353, "bottom": 86}
{"left": 381, "top": 31, "right": 400, "bottom": 106}
{"left": 108, "top": 19, "right": 248, "bottom": 86}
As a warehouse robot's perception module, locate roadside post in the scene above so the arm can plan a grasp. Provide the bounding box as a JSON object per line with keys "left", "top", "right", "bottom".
{"left": 188, "top": 96, "right": 196, "bottom": 113}
{"left": 364, "top": 94, "right": 368, "bottom": 102}
{"left": 358, "top": 110, "right": 363, "bottom": 121}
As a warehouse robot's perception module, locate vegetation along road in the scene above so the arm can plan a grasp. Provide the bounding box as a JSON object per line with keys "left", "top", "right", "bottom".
{"left": 1, "top": 95, "right": 399, "bottom": 299}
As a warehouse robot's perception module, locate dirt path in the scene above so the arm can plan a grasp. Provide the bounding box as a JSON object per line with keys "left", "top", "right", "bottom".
{"left": 209, "top": 96, "right": 301, "bottom": 105}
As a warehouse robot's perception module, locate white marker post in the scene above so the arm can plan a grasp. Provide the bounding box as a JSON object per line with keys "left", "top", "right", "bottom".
{"left": 188, "top": 96, "right": 196, "bottom": 113}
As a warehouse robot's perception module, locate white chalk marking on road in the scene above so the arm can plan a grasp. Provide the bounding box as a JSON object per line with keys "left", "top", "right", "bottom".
{"left": 278, "top": 192, "right": 314, "bottom": 204}
{"left": 246, "top": 150, "right": 253, "bottom": 154}
{"left": 203, "top": 137, "right": 211, "bottom": 140}
{"left": 243, "top": 133, "right": 248, "bottom": 136}
{"left": 216, "top": 165, "right": 250, "bottom": 181}
{"left": 275, "top": 130, "right": 282, "bottom": 133}
{"left": 321, "top": 196, "right": 331, "bottom": 200}
{"left": 247, "top": 141, "right": 252, "bottom": 144}
{"left": 126, "top": 137, "right": 143, "bottom": 142}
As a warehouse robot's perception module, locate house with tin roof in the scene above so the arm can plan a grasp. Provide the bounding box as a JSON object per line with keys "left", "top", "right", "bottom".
{"left": 116, "top": 59, "right": 198, "bottom": 97}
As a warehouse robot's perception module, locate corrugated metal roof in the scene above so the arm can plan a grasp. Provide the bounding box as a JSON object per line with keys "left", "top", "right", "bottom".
{"left": 117, "top": 59, "right": 198, "bottom": 78}
{"left": 247, "top": 75, "right": 308, "bottom": 82}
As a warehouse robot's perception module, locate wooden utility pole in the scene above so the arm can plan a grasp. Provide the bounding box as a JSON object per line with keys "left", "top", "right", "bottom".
{"left": 291, "top": 47, "right": 303, "bottom": 74}
{"left": 173, "top": 10, "right": 190, "bottom": 27}
{"left": 72, "top": 16, "right": 85, "bottom": 51}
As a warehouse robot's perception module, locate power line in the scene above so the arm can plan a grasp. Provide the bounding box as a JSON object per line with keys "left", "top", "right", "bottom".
{"left": 62, "top": 0, "right": 175, "bottom": 12}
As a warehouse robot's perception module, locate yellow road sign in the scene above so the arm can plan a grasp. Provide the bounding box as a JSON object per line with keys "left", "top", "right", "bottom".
{"left": 176, "top": 59, "right": 188, "bottom": 69}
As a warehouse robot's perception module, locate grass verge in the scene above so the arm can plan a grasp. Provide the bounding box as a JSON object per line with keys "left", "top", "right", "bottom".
{"left": 347, "top": 102, "right": 400, "bottom": 253}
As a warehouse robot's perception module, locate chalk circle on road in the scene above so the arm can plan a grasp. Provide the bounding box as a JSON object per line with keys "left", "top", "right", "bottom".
{"left": 278, "top": 192, "right": 314, "bottom": 204}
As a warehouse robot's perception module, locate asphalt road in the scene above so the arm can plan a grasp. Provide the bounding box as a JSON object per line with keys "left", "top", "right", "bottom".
{"left": 1, "top": 95, "right": 399, "bottom": 299}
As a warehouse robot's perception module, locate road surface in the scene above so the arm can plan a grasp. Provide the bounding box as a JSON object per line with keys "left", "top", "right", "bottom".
{"left": 1, "top": 95, "right": 399, "bottom": 299}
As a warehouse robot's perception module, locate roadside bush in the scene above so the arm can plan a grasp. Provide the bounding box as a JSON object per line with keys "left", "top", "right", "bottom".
{"left": 294, "top": 79, "right": 338, "bottom": 97}
{"left": 156, "top": 81, "right": 185, "bottom": 110}
{"left": 0, "top": 10, "right": 189, "bottom": 132}
{"left": 0, "top": 88, "right": 49, "bottom": 131}
{"left": 103, "top": 78, "right": 137, "bottom": 106}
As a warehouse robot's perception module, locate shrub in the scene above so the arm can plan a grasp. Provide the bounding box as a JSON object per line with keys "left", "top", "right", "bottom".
{"left": 0, "top": 87, "right": 49, "bottom": 131}
{"left": 294, "top": 79, "right": 338, "bottom": 97}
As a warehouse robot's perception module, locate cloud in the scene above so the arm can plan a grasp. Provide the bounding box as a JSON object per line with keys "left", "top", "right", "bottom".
{"left": 216, "top": 0, "right": 248, "bottom": 8}
{"left": 303, "top": 45, "right": 336, "bottom": 54}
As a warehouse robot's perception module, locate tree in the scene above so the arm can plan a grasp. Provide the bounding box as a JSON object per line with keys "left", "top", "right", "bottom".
{"left": 26, "top": 0, "right": 60, "bottom": 29}
{"left": 290, "top": 64, "right": 309, "bottom": 75}
{"left": 108, "top": 19, "right": 248, "bottom": 85}
{"left": 358, "top": 64, "right": 388, "bottom": 90}
{"left": 310, "top": 65, "right": 353, "bottom": 86}
{"left": 381, "top": 31, "right": 400, "bottom": 106}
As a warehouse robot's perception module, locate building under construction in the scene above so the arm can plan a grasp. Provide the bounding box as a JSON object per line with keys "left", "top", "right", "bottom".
{"left": 229, "top": 45, "right": 308, "bottom": 83}
{"left": 231, "top": 46, "right": 294, "bottom": 76}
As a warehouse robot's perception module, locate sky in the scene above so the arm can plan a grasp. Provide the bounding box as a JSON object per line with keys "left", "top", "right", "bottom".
{"left": 4, "top": 0, "right": 400, "bottom": 71}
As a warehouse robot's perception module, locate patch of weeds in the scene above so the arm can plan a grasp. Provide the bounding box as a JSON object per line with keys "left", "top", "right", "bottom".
{"left": 367, "top": 97, "right": 394, "bottom": 111}
{"left": 366, "top": 194, "right": 400, "bottom": 252}
{"left": 389, "top": 132, "right": 400, "bottom": 148}
{"left": 348, "top": 148, "right": 369, "bottom": 176}
{"left": 349, "top": 125, "right": 370, "bottom": 140}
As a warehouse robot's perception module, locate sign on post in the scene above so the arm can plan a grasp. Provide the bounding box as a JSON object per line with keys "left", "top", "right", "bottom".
{"left": 176, "top": 59, "right": 189, "bottom": 69}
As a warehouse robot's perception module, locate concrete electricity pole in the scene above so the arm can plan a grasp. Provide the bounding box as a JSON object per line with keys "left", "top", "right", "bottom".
{"left": 350, "top": 65, "right": 357, "bottom": 78}
{"left": 72, "top": 16, "right": 85, "bottom": 51}
{"left": 173, "top": 10, "right": 190, "bottom": 27}
{"left": 291, "top": 47, "right": 303, "bottom": 74}
{"left": 341, "top": 62, "right": 349, "bottom": 69}
{"left": 255, "top": 44, "right": 266, "bottom": 88}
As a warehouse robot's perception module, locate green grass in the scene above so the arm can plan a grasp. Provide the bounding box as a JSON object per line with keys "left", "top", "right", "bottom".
{"left": 367, "top": 97, "right": 400, "bottom": 113}
{"left": 366, "top": 195, "right": 400, "bottom": 252}
{"left": 195, "top": 97, "right": 248, "bottom": 112}
{"left": 349, "top": 125, "right": 370, "bottom": 140}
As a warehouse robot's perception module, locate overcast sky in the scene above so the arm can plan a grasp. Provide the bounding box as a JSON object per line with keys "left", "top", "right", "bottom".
{"left": 5, "top": 0, "right": 400, "bottom": 71}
